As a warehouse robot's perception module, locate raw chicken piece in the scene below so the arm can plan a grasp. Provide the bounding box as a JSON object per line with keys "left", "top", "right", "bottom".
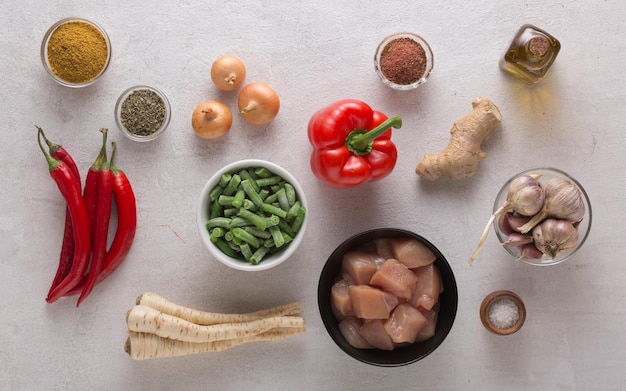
{"left": 341, "top": 250, "right": 379, "bottom": 285}
{"left": 360, "top": 319, "right": 396, "bottom": 351}
{"left": 408, "top": 264, "right": 441, "bottom": 311}
{"left": 331, "top": 279, "right": 354, "bottom": 318}
{"left": 415, "top": 308, "right": 439, "bottom": 342}
{"left": 391, "top": 238, "right": 436, "bottom": 268}
{"left": 348, "top": 285, "right": 399, "bottom": 319}
{"left": 384, "top": 303, "right": 429, "bottom": 344}
{"left": 369, "top": 258, "right": 418, "bottom": 300}
{"left": 374, "top": 238, "right": 394, "bottom": 260}
{"left": 338, "top": 317, "right": 374, "bottom": 349}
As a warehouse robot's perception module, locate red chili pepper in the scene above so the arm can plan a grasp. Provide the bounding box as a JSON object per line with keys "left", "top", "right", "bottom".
{"left": 96, "top": 141, "right": 137, "bottom": 283}
{"left": 307, "top": 99, "right": 402, "bottom": 188}
{"left": 38, "top": 128, "right": 91, "bottom": 303}
{"left": 77, "top": 129, "right": 113, "bottom": 306}
{"left": 66, "top": 141, "right": 137, "bottom": 296}
{"left": 38, "top": 128, "right": 82, "bottom": 296}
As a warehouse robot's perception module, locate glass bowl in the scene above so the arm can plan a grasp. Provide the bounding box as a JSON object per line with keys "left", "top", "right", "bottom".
{"left": 493, "top": 167, "right": 592, "bottom": 266}
{"left": 115, "top": 85, "right": 171, "bottom": 142}
{"left": 317, "top": 228, "right": 458, "bottom": 367}
{"left": 41, "top": 17, "right": 111, "bottom": 88}
{"left": 374, "top": 32, "right": 434, "bottom": 90}
{"left": 197, "top": 159, "right": 308, "bottom": 271}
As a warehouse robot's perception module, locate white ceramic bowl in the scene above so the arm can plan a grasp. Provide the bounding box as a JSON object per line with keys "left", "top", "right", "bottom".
{"left": 493, "top": 167, "right": 592, "bottom": 266}
{"left": 197, "top": 159, "right": 308, "bottom": 271}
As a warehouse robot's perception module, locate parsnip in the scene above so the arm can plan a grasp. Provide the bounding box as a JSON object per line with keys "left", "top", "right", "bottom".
{"left": 136, "top": 292, "right": 301, "bottom": 325}
{"left": 126, "top": 305, "right": 305, "bottom": 343}
{"left": 416, "top": 97, "right": 502, "bottom": 180}
{"left": 125, "top": 328, "right": 306, "bottom": 360}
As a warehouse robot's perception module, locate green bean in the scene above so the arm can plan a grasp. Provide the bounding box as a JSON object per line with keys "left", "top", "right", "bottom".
{"left": 254, "top": 167, "right": 273, "bottom": 178}
{"left": 239, "top": 243, "right": 253, "bottom": 261}
{"left": 250, "top": 246, "right": 270, "bottom": 265}
{"left": 242, "top": 199, "right": 258, "bottom": 211}
{"left": 229, "top": 216, "right": 254, "bottom": 228}
{"left": 258, "top": 189, "right": 269, "bottom": 201}
{"left": 210, "top": 199, "right": 223, "bottom": 219}
{"left": 263, "top": 192, "right": 278, "bottom": 204}
{"left": 222, "top": 174, "right": 241, "bottom": 196}
{"left": 277, "top": 219, "right": 295, "bottom": 238}
{"left": 287, "top": 201, "right": 302, "bottom": 219}
{"left": 238, "top": 208, "right": 268, "bottom": 230}
{"left": 209, "top": 227, "right": 225, "bottom": 243}
{"left": 241, "top": 179, "right": 264, "bottom": 208}
{"left": 231, "top": 189, "right": 245, "bottom": 208}
{"left": 223, "top": 208, "right": 238, "bottom": 217}
{"left": 256, "top": 175, "right": 282, "bottom": 187}
{"left": 276, "top": 188, "right": 290, "bottom": 212}
{"left": 218, "top": 195, "right": 234, "bottom": 206}
{"left": 216, "top": 239, "right": 238, "bottom": 258}
{"left": 260, "top": 203, "right": 287, "bottom": 218}
{"left": 209, "top": 185, "right": 224, "bottom": 202}
{"left": 218, "top": 173, "right": 232, "bottom": 188}
{"left": 238, "top": 169, "right": 259, "bottom": 192}
{"left": 265, "top": 214, "right": 280, "bottom": 228}
{"left": 268, "top": 225, "right": 285, "bottom": 248}
{"left": 291, "top": 206, "right": 306, "bottom": 233}
{"left": 284, "top": 183, "right": 296, "bottom": 206}
{"left": 243, "top": 226, "right": 272, "bottom": 239}
{"left": 231, "top": 227, "right": 261, "bottom": 248}
{"left": 206, "top": 217, "right": 231, "bottom": 229}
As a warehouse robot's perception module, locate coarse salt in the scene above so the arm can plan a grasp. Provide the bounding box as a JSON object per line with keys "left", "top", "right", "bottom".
{"left": 488, "top": 298, "right": 519, "bottom": 329}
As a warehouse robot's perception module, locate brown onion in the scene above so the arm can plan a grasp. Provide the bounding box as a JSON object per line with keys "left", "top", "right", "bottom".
{"left": 211, "top": 56, "right": 246, "bottom": 91}
{"left": 238, "top": 82, "right": 280, "bottom": 125}
{"left": 191, "top": 100, "right": 232, "bottom": 139}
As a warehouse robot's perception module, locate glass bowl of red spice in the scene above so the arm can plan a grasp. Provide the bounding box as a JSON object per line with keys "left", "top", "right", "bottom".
{"left": 374, "top": 32, "right": 434, "bottom": 90}
{"left": 41, "top": 17, "right": 111, "bottom": 88}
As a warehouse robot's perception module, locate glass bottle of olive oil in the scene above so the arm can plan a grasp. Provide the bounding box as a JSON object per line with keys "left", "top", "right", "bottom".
{"left": 499, "top": 24, "right": 561, "bottom": 84}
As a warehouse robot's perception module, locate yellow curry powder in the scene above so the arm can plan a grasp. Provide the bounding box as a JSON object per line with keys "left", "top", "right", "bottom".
{"left": 47, "top": 21, "right": 109, "bottom": 84}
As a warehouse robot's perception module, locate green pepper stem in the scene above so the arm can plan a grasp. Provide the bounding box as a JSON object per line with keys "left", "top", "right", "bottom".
{"left": 346, "top": 116, "right": 402, "bottom": 155}
{"left": 37, "top": 126, "right": 60, "bottom": 171}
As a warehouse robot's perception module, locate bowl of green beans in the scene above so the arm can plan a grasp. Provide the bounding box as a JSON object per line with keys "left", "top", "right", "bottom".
{"left": 197, "top": 159, "right": 308, "bottom": 271}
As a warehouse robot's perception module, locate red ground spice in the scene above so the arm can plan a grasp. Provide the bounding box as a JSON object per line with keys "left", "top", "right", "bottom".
{"left": 379, "top": 37, "right": 427, "bottom": 85}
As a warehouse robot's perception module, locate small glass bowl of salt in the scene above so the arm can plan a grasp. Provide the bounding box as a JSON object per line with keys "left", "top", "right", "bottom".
{"left": 480, "top": 290, "right": 526, "bottom": 335}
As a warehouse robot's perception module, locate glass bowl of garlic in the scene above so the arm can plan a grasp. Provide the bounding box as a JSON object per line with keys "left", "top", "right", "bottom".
{"left": 491, "top": 168, "right": 592, "bottom": 266}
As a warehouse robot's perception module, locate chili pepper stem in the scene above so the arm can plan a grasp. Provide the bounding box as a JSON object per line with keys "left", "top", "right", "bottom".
{"left": 346, "top": 116, "right": 402, "bottom": 155}
{"left": 37, "top": 127, "right": 61, "bottom": 170}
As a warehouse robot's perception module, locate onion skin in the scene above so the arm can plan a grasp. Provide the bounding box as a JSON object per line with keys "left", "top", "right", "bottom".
{"left": 192, "top": 100, "right": 232, "bottom": 139}
{"left": 238, "top": 82, "right": 280, "bottom": 125}
{"left": 211, "top": 56, "right": 246, "bottom": 92}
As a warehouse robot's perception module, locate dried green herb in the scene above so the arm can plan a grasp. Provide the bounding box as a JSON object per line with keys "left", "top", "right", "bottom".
{"left": 120, "top": 89, "right": 166, "bottom": 136}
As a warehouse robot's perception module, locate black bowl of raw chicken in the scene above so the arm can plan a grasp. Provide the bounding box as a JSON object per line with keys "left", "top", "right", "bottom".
{"left": 317, "top": 228, "right": 458, "bottom": 367}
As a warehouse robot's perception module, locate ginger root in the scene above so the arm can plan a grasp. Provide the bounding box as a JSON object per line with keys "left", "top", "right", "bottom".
{"left": 416, "top": 97, "right": 502, "bottom": 180}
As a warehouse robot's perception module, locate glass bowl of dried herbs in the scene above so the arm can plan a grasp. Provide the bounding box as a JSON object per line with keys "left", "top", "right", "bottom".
{"left": 374, "top": 32, "right": 434, "bottom": 91}
{"left": 41, "top": 17, "right": 112, "bottom": 88}
{"left": 115, "top": 85, "right": 171, "bottom": 142}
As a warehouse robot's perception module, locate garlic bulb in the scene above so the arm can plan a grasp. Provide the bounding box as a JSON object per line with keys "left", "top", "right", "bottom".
{"left": 519, "top": 178, "right": 585, "bottom": 234}
{"left": 468, "top": 174, "right": 544, "bottom": 267}
{"left": 531, "top": 218, "right": 579, "bottom": 259}
{"left": 506, "top": 174, "right": 545, "bottom": 216}
{"left": 517, "top": 243, "right": 544, "bottom": 261}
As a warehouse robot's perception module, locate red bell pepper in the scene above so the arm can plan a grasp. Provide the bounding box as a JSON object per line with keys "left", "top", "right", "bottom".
{"left": 307, "top": 99, "right": 402, "bottom": 188}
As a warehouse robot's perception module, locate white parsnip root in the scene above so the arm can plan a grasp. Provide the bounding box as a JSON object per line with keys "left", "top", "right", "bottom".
{"left": 416, "top": 97, "right": 502, "bottom": 180}
{"left": 136, "top": 292, "right": 301, "bottom": 325}
{"left": 125, "top": 292, "right": 305, "bottom": 360}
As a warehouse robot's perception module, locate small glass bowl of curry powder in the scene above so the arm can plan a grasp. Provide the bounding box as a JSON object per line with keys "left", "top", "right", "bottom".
{"left": 41, "top": 17, "right": 111, "bottom": 87}
{"left": 374, "top": 32, "right": 434, "bottom": 90}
